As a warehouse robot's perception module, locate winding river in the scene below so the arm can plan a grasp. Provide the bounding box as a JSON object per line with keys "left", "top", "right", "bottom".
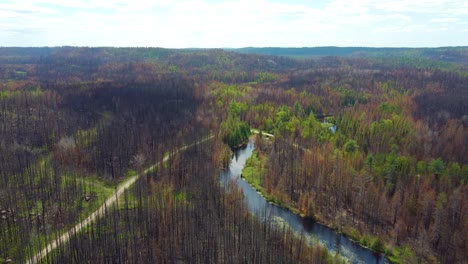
{"left": 220, "top": 139, "right": 388, "bottom": 264}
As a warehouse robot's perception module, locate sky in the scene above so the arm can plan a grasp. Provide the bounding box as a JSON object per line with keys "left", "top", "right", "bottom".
{"left": 0, "top": 0, "right": 467, "bottom": 48}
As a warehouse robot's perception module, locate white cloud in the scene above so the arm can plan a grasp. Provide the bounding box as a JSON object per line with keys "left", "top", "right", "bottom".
{"left": 372, "top": 0, "right": 458, "bottom": 13}
{"left": 429, "top": 17, "right": 461, "bottom": 23}
{"left": 0, "top": 0, "right": 466, "bottom": 47}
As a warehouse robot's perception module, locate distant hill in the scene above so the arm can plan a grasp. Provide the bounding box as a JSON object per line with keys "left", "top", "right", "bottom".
{"left": 231, "top": 47, "right": 378, "bottom": 57}
{"left": 230, "top": 47, "right": 468, "bottom": 66}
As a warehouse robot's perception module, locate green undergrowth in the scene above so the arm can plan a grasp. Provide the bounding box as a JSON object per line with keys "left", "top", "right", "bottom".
{"left": 174, "top": 191, "right": 189, "bottom": 202}
{"left": 126, "top": 169, "right": 138, "bottom": 177}
{"left": 388, "top": 246, "right": 419, "bottom": 263}
{"left": 18, "top": 172, "right": 117, "bottom": 262}
{"left": 342, "top": 226, "right": 386, "bottom": 253}
{"left": 338, "top": 225, "right": 418, "bottom": 263}
{"left": 242, "top": 150, "right": 266, "bottom": 192}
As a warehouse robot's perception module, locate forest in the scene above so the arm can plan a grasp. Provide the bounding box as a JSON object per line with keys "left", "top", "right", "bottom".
{"left": 0, "top": 46, "right": 467, "bottom": 263}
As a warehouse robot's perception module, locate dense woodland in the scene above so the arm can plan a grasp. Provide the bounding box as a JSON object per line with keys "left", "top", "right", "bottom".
{"left": 48, "top": 140, "right": 337, "bottom": 263}
{"left": 0, "top": 47, "right": 467, "bottom": 263}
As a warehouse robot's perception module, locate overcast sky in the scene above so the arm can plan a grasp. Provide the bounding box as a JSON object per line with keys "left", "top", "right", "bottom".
{"left": 0, "top": 0, "right": 467, "bottom": 48}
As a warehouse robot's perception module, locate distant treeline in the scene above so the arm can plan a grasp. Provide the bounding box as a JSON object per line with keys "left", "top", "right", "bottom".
{"left": 231, "top": 46, "right": 468, "bottom": 66}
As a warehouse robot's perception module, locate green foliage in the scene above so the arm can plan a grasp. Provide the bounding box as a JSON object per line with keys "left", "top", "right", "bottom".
{"left": 228, "top": 101, "right": 249, "bottom": 117}
{"left": 462, "top": 165, "right": 468, "bottom": 185}
{"left": 318, "top": 129, "right": 333, "bottom": 142}
{"left": 274, "top": 105, "right": 327, "bottom": 138}
{"left": 378, "top": 102, "right": 402, "bottom": 116}
{"left": 211, "top": 70, "right": 249, "bottom": 82}
{"left": 342, "top": 225, "right": 361, "bottom": 241}
{"left": 388, "top": 246, "right": 418, "bottom": 264}
{"left": 435, "top": 192, "right": 447, "bottom": 213}
{"left": 0, "top": 90, "right": 13, "bottom": 98}
{"left": 416, "top": 160, "right": 426, "bottom": 174}
{"left": 343, "top": 139, "right": 359, "bottom": 154}
{"left": 275, "top": 105, "right": 292, "bottom": 128}
{"left": 333, "top": 149, "right": 343, "bottom": 160}
{"left": 293, "top": 101, "right": 305, "bottom": 118}
{"left": 367, "top": 114, "right": 414, "bottom": 153}
{"left": 342, "top": 90, "right": 357, "bottom": 106}
{"left": 384, "top": 154, "right": 399, "bottom": 194}
{"left": 342, "top": 226, "right": 388, "bottom": 255}
{"left": 324, "top": 116, "right": 336, "bottom": 124}
{"left": 126, "top": 169, "right": 138, "bottom": 177}
{"left": 0, "top": 85, "right": 43, "bottom": 99}
{"left": 446, "top": 162, "right": 462, "bottom": 185}
{"left": 358, "top": 235, "right": 386, "bottom": 253}
{"left": 242, "top": 151, "right": 266, "bottom": 192}
{"left": 284, "top": 116, "right": 300, "bottom": 135}
{"left": 220, "top": 116, "right": 251, "bottom": 148}
{"left": 381, "top": 81, "right": 409, "bottom": 96}
{"left": 174, "top": 191, "right": 189, "bottom": 201}
{"left": 338, "top": 87, "right": 368, "bottom": 106}
{"left": 275, "top": 105, "right": 299, "bottom": 135}
{"left": 211, "top": 83, "right": 251, "bottom": 107}
{"left": 262, "top": 118, "right": 275, "bottom": 133}
{"left": 254, "top": 71, "right": 279, "bottom": 83}
{"left": 301, "top": 113, "right": 321, "bottom": 139}
{"left": 364, "top": 153, "right": 376, "bottom": 174}
{"left": 169, "top": 65, "right": 179, "bottom": 73}
{"left": 428, "top": 158, "right": 446, "bottom": 177}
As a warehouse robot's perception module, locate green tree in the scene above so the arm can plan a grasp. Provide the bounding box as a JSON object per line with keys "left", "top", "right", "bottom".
{"left": 428, "top": 158, "right": 446, "bottom": 177}
{"left": 364, "top": 153, "right": 376, "bottom": 175}
{"left": 301, "top": 113, "right": 321, "bottom": 140}
{"left": 416, "top": 160, "right": 426, "bottom": 175}
{"left": 344, "top": 139, "right": 359, "bottom": 155}
{"left": 384, "top": 154, "right": 398, "bottom": 195}
{"left": 293, "top": 101, "right": 304, "bottom": 118}
{"left": 262, "top": 118, "right": 275, "bottom": 133}
{"left": 220, "top": 116, "right": 251, "bottom": 148}
{"left": 275, "top": 105, "right": 292, "bottom": 132}
{"left": 228, "top": 101, "right": 248, "bottom": 117}
{"left": 446, "top": 162, "right": 461, "bottom": 185}
{"left": 378, "top": 102, "right": 402, "bottom": 116}
{"left": 254, "top": 71, "right": 279, "bottom": 83}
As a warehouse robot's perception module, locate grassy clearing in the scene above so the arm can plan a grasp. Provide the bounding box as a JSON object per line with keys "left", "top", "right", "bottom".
{"left": 242, "top": 150, "right": 266, "bottom": 192}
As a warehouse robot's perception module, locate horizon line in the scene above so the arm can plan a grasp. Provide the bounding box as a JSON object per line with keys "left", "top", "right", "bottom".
{"left": 0, "top": 45, "right": 467, "bottom": 49}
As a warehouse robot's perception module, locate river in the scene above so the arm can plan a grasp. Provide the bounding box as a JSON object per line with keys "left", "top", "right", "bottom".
{"left": 220, "top": 139, "right": 388, "bottom": 264}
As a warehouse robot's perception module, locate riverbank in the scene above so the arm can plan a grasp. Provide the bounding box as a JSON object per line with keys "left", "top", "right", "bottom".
{"left": 241, "top": 135, "right": 419, "bottom": 264}
{"left": 241, "top": 148, "right": 305, "bottom": 216}
{"left": 229, "top": 138, "right": 388, "bottom": 264}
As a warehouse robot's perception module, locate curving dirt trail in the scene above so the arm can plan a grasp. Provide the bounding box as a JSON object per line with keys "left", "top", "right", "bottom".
{"left": 27, "top": 135, "right": 213, "bottom": 264}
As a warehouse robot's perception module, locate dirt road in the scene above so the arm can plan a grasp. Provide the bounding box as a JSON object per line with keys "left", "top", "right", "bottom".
{"left": 27, "top": 135, "right": 213, "bottom": 264}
